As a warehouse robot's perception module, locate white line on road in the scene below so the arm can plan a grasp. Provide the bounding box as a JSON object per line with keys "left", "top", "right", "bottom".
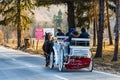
{"left": 54, "top": 75, "right": 69, "bottom": 80}
{"left": 94, "top": 71, "right": 120, "bottom": 78}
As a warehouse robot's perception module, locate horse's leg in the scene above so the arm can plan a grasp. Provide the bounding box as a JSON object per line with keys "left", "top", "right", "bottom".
{"left": 47, "top": 53, "right": 50, "bottom": 65}
{"left": 47, "top": 44, "right": 53, "bottom": 66}
{"left": 45, "top": 52, "right": 50, "bottom": 67}
{"left": 44, "top": 53, "right": 48, "bottom": 67}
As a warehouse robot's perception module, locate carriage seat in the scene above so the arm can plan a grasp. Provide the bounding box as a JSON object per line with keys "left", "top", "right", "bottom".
{"left": 70, "top": 38, "right": 90, "bottom": 46}
{"left": 69, "top": 38, "right": 91, "bottom": 56}
{"left": 56, "top": 36, "right": 68, "bottom": 43}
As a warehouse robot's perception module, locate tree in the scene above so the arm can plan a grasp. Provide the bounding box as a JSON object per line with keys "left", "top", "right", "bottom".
{"left": 95, "top": 0, "right": 105, "bottom": 58}
{"left": 17, "top": 0, "right": 21, "bottom": 48}
{"left": 53, "top": 9, "right": 63, "bottom": 28}
{"left": 67, "top": 1, "right": 75, "bottom": 30}
{"left": 105, "top": 0, "right": 113, "bottom": 45}
{"left": 0, "top": 0, "right": 35, "bottom": 48}
{"left": 36, "top": 0, "right": 75, "bottom": 30}
{"left": 112, "top": 0, "right": 119, "bottom": 61}
{"left": 57, "top": 9, "right": 62, "bottom": 27}
{"left": 93, "top": 0, "right": 98, "bottom": 46}
{"left": 75, "top": 1, "right": 93, "bottom": 28}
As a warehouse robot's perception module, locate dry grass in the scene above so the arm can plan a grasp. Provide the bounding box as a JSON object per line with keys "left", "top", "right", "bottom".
{"left": 93, "top": 45, "right": 120, "bottom": 75}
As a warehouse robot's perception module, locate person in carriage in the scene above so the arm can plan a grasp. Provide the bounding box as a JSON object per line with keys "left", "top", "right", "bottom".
{"left": 79, "top": 27, "right": 90, "bottom": 46}
{"left": 66, "top": 28, "right": 75, "bottom": 36}
{"left": 68, "top": 30, "right": 80, "bottom": 41}
{"left": 66, "top": 28, "right": 90, "bottom": 53}
{"left": 68, "top": 27, "right": 89, "bottom": 41}
{"left": 79, "top": 27, "right": 89, "bottom": 38}
{"left": 68, "top": 28, "right": 90, "bottom": 45}
{"left": 42, "top": 32, "right": 53, "bottom": 67}
{"left": 66, "top": 29, "right": 80, "bottom": 54}
{"left": 56, "top": 29, "right": 65, "bottom": 36}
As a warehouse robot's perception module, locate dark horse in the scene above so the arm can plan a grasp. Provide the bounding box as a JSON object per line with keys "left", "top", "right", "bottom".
{"left": 42, "top": 32, "right": 53, "bottom": 67}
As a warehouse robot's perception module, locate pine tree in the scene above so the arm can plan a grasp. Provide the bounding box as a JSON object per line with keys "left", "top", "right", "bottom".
{"left": 0, "top": 0, "right": 35, "bottom": 48}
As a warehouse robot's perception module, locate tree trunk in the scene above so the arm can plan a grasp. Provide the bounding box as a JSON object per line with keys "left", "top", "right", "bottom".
{"left": 95, "top": 0, "right": 104, "bottom": 58}
{"left": 17, "top": 0, "right": 21, "bottom": 48}
{"left": 95, "top": 17, "right": 98, "bottom": 46}
{"left": 93, "top": 0, "right": 97, "bottom": 46}
{"left": 6, "top": 30, "right": 9, "bottom": 43}
{"left": 93, "top": 18, "right": 97, "bottom": 46}
{"left": 67, "top": 1, "right": 75, "bottom": 31}
{"left": 112, "top": 0, "right": 119, "bottom": 61}
{"left": 106, "top": 0, "right": 113, "bottom": 45}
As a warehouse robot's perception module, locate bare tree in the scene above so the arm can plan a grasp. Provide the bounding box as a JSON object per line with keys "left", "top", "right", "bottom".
{"left": 95, "top": 0, "right": 104, "bottom": 58}
{"left": 106, "top": 0, "right": 113, "bottom": 45}
{"left": 112, "top": 0, "right": 120, "bottom": 61}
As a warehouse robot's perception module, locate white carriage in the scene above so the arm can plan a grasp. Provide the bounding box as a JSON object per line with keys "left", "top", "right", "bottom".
{"left": 49, "top": 36, "right": 93, "bottom": 72}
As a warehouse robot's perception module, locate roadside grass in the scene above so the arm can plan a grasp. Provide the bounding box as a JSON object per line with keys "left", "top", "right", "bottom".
{"left": 93, "top": 45, "right": 120, "bottom": 75}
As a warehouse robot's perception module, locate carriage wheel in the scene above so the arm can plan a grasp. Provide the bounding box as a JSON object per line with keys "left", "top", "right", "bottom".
{"left": 50, "top": 51, "right": 54, "bottom": 69}
{"left": 59, "top": 49, "right": 64, "bottom": 71}
{"left": 88, "top": 59, "right": 93, "bottom": 72}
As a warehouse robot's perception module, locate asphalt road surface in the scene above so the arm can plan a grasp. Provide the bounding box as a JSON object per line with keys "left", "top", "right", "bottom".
{"left": 0, "top": 46, "right": 120, "bottom": 80}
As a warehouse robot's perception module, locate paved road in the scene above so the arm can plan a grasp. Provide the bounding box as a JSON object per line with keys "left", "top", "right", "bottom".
{"left": 0, "top": 46, "right": 120, "bottom": 80}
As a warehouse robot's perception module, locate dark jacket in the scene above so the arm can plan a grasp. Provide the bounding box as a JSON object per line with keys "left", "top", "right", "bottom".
{"left": 68, "top": 31, "right": 80, "bottom": 42}
{"left": 66, "top": 28, "right": 75, "bottom": 36}
{"left": 56, "top": 32, "right": 64, "bottom": 36}
{"left": 79, "top": 28, "right": 89, "bottom": 46}
{"left": 79, "top": 32, "right": 89, "bottom": 38}
{"left": 56, "top": 29, "right": 64, "bottom": 36}
{"left": 79, "top": 28, "right": 89, "bottom": 38}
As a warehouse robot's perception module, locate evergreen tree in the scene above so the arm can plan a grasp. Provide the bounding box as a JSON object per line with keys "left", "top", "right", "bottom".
{"left": 36, "top": 0, "right": 75, "bottom": 31}
{"left": 0, "top": 0, "right": 35, "bottom": 48}
{"left": 75, "top": 1, "right": 93, "bottom": 28}
{"left": 53, "top": 9, "right": 62, "bottom": 28}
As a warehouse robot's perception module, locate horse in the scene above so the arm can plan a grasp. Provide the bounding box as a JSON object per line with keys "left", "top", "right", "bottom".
{"left": 42, "top": 32, "right": 53, "bottom": 67}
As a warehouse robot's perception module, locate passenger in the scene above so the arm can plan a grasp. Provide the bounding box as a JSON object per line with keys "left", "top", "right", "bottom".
{"left": 68, "top": 30, "right": 80, "bottom": 42}
{"left": 79, "top": 28, "right": 90, "bottom": 46}
{"left": 67, "top": 30, "right": 80, "bottom": 54}
{"left": 66, "top": 28, "right": 75, "bottom": 36}
{"left": 56, "top": 29, "right": 64, "bottom": 36}
{"left": 79, "top": 27, "right": 89, "bottom": 38}
{"left": 64, "top": 28, "right": 75, "bottom": 42}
